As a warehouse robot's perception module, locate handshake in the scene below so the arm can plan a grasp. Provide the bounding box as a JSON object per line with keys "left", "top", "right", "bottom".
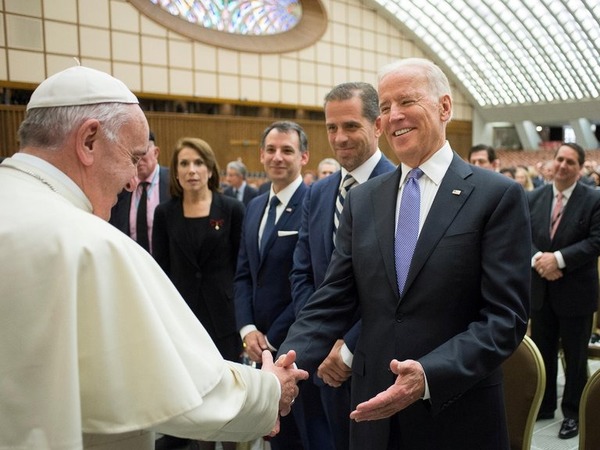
{"left": 260, "top": 350, "right": 308, "bottom": 437}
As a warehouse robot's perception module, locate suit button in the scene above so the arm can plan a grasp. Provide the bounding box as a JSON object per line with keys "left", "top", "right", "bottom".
{"left": 395, "top": 315, "right": 403, "bottom": 323}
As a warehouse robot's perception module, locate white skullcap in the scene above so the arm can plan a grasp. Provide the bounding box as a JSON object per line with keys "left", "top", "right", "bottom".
{"left": 27, "top": 66, "right": 138, "bottom": 110}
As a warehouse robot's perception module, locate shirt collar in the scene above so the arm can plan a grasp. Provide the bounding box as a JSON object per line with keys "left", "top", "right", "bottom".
{"left": 340, "top": 149, "right": 383, "bottom": 185}
{"left": 399, "top": 141, "right": 452, "bottom": 186}
{"left": 553, "top": 182, "right": 577, "bottom": 200}
{"left": 139, "top": 165, "right": 160, "bottom": 186}
{"left": 269, "top": 175, "right": 303, "bottom": 206}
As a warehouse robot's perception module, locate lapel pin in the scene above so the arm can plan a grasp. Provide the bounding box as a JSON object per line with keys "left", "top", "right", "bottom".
{"left": 286, "top": 207, "right": 293, "bottom": 212}
{"left": 452, "top": 190, "right": 462, "bottom": 196}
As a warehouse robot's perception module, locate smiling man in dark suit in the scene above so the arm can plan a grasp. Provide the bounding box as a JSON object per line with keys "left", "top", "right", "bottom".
{"left": 290, "top": 81, "right": 395, "bottom": 450}
{"left": 234, "top": 121, "right": 334, "bottom": 450}
{"left": 279, "top": 58, "right": 531, "bottom": 450}
{"left": 528, "top": 142, "right": 600, "bottom": 439}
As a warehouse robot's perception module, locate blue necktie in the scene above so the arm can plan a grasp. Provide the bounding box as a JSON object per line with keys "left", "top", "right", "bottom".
{"left": 260, "top": 196, "right": 280, "bottom": 255}
{"left": 395, "top": 168, "right": 423, "bottom": 295}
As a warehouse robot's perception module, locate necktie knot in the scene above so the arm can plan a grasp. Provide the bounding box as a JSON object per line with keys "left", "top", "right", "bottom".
{"left": 407, "top": 168, "right": 424, "bottom": 181}
{"left": 269, "top": 195, "right": 280, "bottom": 209}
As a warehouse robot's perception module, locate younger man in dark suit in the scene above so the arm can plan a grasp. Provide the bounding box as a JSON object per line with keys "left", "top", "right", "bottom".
{"left": 235, "top": 121, "right": 334, "bottom": 450}
{"left": 109, "top": 131, "right": 170, "bottom": 254}
{"left": 290, "top": 81, "right": 395, "bottom": 450}
{"left": 528, "top": 142, "right": 600, "bottom": 439}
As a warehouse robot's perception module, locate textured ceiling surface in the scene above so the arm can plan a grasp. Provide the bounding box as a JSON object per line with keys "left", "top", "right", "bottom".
{"left": 367, "top": 0, "right": 600, "bottom": 124}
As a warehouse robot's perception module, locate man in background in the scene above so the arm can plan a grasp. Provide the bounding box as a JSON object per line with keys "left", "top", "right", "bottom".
{"left": 109, "top": 130, "right": 170, "bottom": 253}
{"left": 468, "top": 143, "right": 499, "bottom": 171}
{"left": 223, "top": 160, "right": 258, "bottom": 206}
{"left": 528, "top": 142, "right": 600, "bottom": 439}
{"left": 316, "top": 157, "right": 341, "bottom": 180}
{"left": 290, "top": 81, "right": 395, "bottom": 450}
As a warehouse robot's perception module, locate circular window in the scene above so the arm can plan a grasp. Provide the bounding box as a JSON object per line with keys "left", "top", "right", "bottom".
{"left": 129, "top": 0, "right": 328, "bottom": 53}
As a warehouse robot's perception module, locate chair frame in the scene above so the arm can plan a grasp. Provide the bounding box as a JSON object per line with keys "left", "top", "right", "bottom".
{"left": 503, "top": 335, "right": 546, "bottom": 450}
{"left": 578, "top": 368, "right": 600, "bottom": 450}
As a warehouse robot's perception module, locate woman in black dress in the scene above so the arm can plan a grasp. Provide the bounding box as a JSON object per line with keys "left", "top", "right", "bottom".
{"left": 153, "top": 137, "right": 244, "bottom": 450}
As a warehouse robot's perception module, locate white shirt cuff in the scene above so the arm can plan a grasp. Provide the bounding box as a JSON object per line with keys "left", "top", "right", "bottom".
{"left": 340, "top": 342, "right": 353, "bottom": 367}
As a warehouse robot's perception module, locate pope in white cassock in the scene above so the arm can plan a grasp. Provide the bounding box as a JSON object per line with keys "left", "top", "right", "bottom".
{"left": 0, "top": 66, "right": 307, "bottom": 450}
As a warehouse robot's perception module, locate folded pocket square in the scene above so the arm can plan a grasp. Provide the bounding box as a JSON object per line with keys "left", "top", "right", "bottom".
{"left": 277, "top": 230, "right": 299, "bottom": 237}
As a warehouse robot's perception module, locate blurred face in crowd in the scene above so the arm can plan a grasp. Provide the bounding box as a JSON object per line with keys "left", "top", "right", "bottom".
{"left": 260, "top": 128, "right": 308, "bottom": 192}
{"left": 325, "top": 95, "right": 380, "bottom": 172}
{"left": 318, "top": 162, "right": 338, "bottom": 179}
{"left": 469, "top": 150, "right": 496, "bottom": 170}
{"left": 378, "top": 66, "right": 451, "bottom": 168}
{"left": 225, "top": 168, "right": 243, "bottom": 189}
{"left": 136, "top": 139, "right": 159, "bottom": 181}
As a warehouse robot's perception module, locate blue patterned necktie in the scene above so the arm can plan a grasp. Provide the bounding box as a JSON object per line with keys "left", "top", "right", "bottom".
{"left": 395, "top": 168, "right": 423, "bottom": 295}
{"left": 260, "top": 195, "right": 280, "bottom": 255}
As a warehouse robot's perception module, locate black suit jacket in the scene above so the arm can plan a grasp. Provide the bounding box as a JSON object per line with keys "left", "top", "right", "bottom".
{"left": 528, "top": 182, "right": 600, "bottom": 316}
{"left": 223, "top": 184, "right": 258, "bottom": 206}
{"left": 280, "top": 154, "right": 531, "bottom": 450}
{"left": 109, "top": 166, "right": 170, "bottom": 235}
{"left": 152, "top": 193, "right": 245, "bottom": 339}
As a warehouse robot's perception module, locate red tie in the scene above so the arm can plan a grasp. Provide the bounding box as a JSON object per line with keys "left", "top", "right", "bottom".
{"left": 550, "top": 192, "right": 563, "bottom": 239}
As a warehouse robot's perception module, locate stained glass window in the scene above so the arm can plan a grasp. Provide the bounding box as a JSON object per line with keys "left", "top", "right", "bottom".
{"left": 149, "top": 0, "right": 302, "bottom": 35}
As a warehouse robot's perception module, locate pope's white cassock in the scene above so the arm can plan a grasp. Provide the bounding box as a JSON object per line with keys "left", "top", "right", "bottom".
{"left": 0, "top": 153, "right": 281, "bottom": 449}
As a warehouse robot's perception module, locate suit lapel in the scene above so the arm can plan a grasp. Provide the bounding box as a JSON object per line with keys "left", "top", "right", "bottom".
{"left": 323, "top": 173, "right": 341, "bottom": 257}
{"left": 261, "top": 184, "right": 306, "bottom": 260}
{"left": 553, "top": 183, "right": 583, "bottom": 241}
{"left": 371, "top": 169, "right": 403, "bottom": 297}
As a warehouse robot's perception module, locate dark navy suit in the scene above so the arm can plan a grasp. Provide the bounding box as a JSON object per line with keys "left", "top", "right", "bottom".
{"left": 281, "top": 154, "right": 531, "bottom": 450}
{"left": 235, "top": 182, "right": 333, "bottom": 450}
{"left": 290, "top": 154, "right": 395, "bottom": 450}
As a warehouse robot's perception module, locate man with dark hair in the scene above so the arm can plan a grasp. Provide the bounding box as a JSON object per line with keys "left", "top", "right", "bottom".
{"left": 528, "top": 141, "right": 600, "bottom": 439}
{"left": 468, "top": 143, "right": 499, "bottom": 171}
{"left": 235, "top": 121, "right": 333, "bottom": 450}
{"left": 290, "top": 81, "right": 395, "bottom": 450}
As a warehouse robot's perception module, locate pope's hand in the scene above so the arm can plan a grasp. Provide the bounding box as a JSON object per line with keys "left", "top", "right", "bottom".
{"left": 261, "top": 350, "right": 308, "bottom": 416}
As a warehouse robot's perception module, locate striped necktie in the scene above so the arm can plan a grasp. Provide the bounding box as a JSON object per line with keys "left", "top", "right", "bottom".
{"left": 333, "top": 173, "right": 357, "bottom": 244}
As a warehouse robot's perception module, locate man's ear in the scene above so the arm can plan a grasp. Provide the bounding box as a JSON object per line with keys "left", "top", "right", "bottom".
{"left": 76, "top": 119, "right": 100, "bottom": 167}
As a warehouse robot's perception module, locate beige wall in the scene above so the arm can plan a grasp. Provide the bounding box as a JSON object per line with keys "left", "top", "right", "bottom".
{"left": 0, "top": 0, "right": 473, "bottom": 121}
